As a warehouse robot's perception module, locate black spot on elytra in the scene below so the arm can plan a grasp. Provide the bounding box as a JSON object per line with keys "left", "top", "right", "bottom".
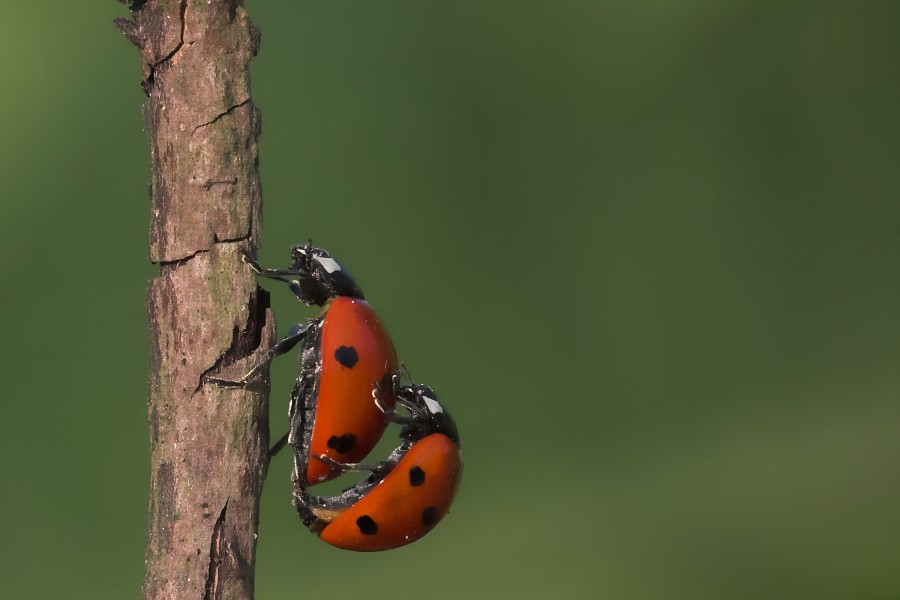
{"left": 422, "top": 506, "right": 439, "bottom": 528}
{"left": 409, "top": 466, "right": 425, "bottom": 487}
{"left": 327, "top": 434, "right": 357, "bottom": 454}
{"left": 357, "top": 515, "right": 378, "bottom": 535}
{"left": 334, "top": 346, "right": 359, "bottom": 368}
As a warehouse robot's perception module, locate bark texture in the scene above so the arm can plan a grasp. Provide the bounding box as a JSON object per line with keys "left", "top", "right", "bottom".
{"left": 116, "top": 2, "right": 275, "bottom": 599}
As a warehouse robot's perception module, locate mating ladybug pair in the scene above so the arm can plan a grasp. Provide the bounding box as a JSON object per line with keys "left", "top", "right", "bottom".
{"left": 211, "top": 244, "right": 462, "bottom": 552}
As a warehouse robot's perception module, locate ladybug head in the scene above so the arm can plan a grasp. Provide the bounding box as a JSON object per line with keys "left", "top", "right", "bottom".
{"left": 287, "top": 243, "right": 365, "bottom": 305}
{"left": 396, "top": 384, "right": 460, "bottom": 446}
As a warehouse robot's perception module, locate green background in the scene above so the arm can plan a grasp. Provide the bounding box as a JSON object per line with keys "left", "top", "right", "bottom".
{"left": 2, "top": 2, "right": 899, "bottom": 598}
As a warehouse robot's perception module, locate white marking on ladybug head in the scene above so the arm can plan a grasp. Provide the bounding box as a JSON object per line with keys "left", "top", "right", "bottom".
{"left": 314, "top": 255, "right": 342, "bottom": 273}
{"left": 422, "top": 395, "right": 444, "bottom": 414}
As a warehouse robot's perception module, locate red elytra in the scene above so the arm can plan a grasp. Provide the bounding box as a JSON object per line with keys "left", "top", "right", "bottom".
{"left": 317, "top": 433, "right": 462, "bottom": 551}
{"left": 306, "top": 296, "right": 398, "bottom": 484}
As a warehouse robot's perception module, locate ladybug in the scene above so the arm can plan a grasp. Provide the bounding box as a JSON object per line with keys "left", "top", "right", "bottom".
{"left": 295, "top": 379, "right": 463, "bottom": 552}
{"left": 210, "top": 244, "right": 398, "bottom": 485}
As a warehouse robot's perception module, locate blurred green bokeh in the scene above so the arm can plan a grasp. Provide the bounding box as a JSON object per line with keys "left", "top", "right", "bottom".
{"left": 1, "top": 2, "right": 899, "bottom": 598}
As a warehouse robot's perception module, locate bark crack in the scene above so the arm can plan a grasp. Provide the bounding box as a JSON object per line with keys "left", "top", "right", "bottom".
{"left": 193, "top": 99, "right": 252, "bottom": 134}
{"left": 143, "top": 0, "right": 188, "bottom": 93}
{"left": 213, "top": 223, "right": 254, "bottom": 245}
{"left": 158, "top": 245, "right": 213, "bottom": 269}
{"left": 157, "top": 213, "right": 252, "bottom": 268}
{"left": 195, "top": 281, "right": 269, "bottom": 395}
{"left": 204, "top": 502, "right": 228, "bottom": 600}
{"left": 196, "top": 324, "right": 242, "bottom": 396}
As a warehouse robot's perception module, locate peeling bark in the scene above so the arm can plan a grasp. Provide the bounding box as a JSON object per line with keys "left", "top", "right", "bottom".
{"left": 116, "top": 2, "right": 274, "bottom": 599}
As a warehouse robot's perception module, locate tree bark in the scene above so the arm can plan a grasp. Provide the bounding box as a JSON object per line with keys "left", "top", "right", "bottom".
{"left": 116, "top": 2, "right": 275, "bottom": 599}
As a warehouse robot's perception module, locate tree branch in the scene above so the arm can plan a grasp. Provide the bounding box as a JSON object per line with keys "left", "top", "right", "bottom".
{"left": 117, "top": 2, "right": 274, "bottom": 599}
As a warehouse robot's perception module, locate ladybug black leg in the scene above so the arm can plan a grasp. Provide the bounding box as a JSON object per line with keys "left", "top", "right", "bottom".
{"left": 382, "top": 405, "right": 412, "bottom": 426}
{"left": 240, "top": 250, "right": 307, "bottom": 280}
{"left": 268, "top": 431, "right": 290, "bottom": 461}
{"left": 373, "top": 390, "right": 411, "bottom": 427}
{"left": 240, "top": 252, "right": 316, "bottom": 304}
{"left": 205, "top": 322, "right": 308, "bottom": 388}
{"left": 312, "top": 454, "right": 392, "bottom": 475}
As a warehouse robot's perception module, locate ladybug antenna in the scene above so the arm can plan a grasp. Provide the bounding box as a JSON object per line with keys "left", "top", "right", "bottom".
{"left": 399, "top": 363, "right": 416, "bottom": 385}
